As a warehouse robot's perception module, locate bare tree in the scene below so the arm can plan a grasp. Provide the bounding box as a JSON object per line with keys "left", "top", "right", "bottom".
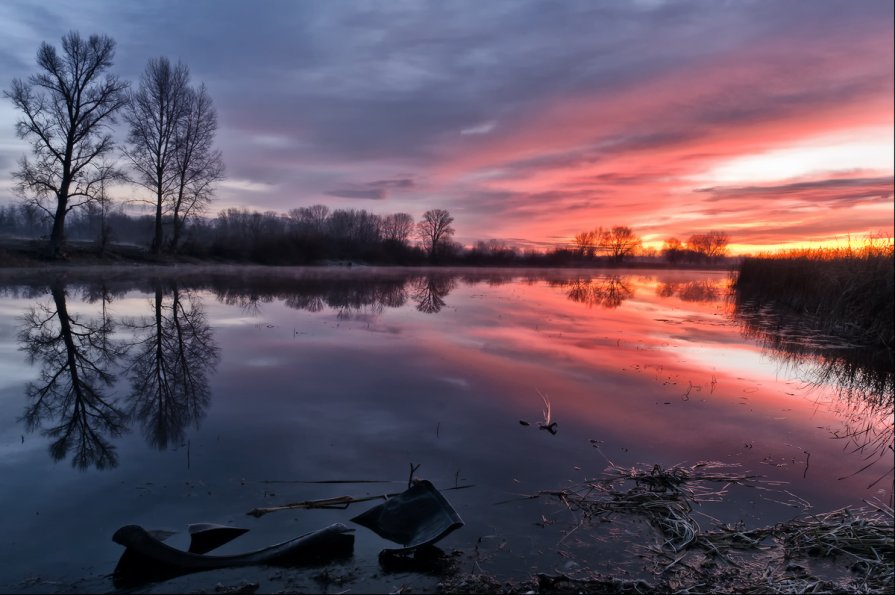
{"left": 123, "top": 57, "right": 190, "bottom": 255}
{"left": 574, "top": 229, "right": 600, "bottom": 258}
{"left": 5, "top": 32, "right": 128, "bottom": 258}
{"left": 688, "top": 230, "right": 730, "bottom": 260}
{"left": 416, "top": 209, "right": 455, "bottom": 261}
{"left": 94, "top": 168, "right": 115, "bottom": 255}
{"left": 663, "top": 237, "right": 682, "bottom": 251}
{"left": 170, "top": 83, "right": 224, "bottom": 252}
{"left": 380, "top": 212, "right": 415, "bottom": 244}
{"left": 662, "top": 237, "right": 684, "bottom": 263}
{"left": 599, "top": 226, "right": 641, "bottom": 262}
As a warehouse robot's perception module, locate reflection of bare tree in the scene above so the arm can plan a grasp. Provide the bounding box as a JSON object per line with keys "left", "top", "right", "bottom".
{"left": 125, "top": 285, "right": 219, "bottom": 450}
{"left": 563, "top": 276, "right": 634, "bottom": 309}
{"left": 734, "top": 297, "right": 893, "bottom": 486}
{"left": 412, "top": 276, "right": 457, "bottom": 314}
{"left": 656, "top": 280, "right": 725, "bottom": 302}
{"left": 458, "top": 272, "right": 516, "bottom": 287}
{"left": 214, "top": 289, "right": 269, "bottom": 316}
{"left": 284, "top": 294, "right": 325, "bottom": 312}
{"left": 18, "top": 283, "right": 127, "bottom": 470}
{"left": 208, "top": 275, "right": 411, "bottom": 319}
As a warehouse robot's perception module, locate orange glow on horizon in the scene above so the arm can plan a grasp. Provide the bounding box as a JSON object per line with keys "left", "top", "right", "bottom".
{"left": 432, "top": 31, "right": 894, "bottom": 254}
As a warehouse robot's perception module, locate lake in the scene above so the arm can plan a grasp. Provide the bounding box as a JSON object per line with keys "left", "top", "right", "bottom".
{"left": 0, "top": 266, "right": 891, "bottom": 593}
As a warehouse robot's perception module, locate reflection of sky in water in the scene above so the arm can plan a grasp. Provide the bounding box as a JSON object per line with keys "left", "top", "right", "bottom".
{"left": 0, "top": 267, "right": 888, "bottom": 592}
{"left": 668, "top": 344, "right": 777, "bottom": 379}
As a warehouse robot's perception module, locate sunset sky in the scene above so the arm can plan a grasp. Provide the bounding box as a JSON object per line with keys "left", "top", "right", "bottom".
{"left": 0, "top": 0, "right": 892, "bottom": 254}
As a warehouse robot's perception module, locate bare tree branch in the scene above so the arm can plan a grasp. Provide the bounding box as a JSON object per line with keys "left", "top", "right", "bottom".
{"left": 169, "top": 83, "right": 224, "bottom": 252}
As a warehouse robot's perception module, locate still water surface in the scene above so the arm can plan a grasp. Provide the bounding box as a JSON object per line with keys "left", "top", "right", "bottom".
{"left": 0, "top": 266, "right": 890, "bottom": 592}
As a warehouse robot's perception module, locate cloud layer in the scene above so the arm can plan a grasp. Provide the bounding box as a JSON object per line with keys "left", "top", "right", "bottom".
{"left": 0, "top": 0, "right": 891, "bottom": 252}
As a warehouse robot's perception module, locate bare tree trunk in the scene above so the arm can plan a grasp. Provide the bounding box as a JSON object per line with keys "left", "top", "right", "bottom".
{"left": 170, "top": 206, "right": 182, "bottom": 254}
{"left": 49, "top": 196, "right": 67, "bottom": 257}
{"left": 151, "top": 189, "right": 163, "bottom": 254}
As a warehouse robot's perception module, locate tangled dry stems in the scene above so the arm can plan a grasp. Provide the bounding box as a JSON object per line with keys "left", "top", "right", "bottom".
{"left": 534, "top": 461, "right": 893, "bottom": 593}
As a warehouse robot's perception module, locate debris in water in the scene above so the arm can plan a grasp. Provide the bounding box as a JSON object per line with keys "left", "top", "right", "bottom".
{"left": 351, "top": 479, "right": 464, "bottom": 553}
{"left": 187, "top": 523, "right": 250, "bottom": 554}
{"left": 112, "top": 523, "right": 354, "bottom": 587}
{"left": 536, "top": 389, "right": 557, "bottom": 434}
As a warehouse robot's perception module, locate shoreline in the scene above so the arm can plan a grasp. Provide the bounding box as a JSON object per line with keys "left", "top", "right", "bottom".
{"left": 0, "top": 237, "right": 736, "bottom": 271}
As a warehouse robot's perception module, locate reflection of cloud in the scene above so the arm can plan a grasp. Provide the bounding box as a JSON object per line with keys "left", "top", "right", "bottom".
{"left": 733, "top": 291, "right": 893, "bottom": 482}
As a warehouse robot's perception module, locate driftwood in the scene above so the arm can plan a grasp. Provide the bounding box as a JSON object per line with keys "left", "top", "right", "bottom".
{"left": 247, "top": 494, "right": 395, "bottom": 518}
{"left": 112, "top": 522, "right": 354, "bottom": 586}
{"left": 247, "top": 484, "right": 474, "bottom": 518}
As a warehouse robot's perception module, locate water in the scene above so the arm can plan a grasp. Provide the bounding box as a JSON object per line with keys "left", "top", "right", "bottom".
{"left": 0, "top": 266, "right": 890, "bottom": 593}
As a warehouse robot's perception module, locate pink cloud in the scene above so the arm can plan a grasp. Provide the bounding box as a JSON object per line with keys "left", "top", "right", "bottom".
{"left": 430, "top": 28, "right": 893, "bottom": 251}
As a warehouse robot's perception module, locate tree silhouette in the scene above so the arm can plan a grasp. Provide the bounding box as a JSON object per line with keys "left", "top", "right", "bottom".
{"left": 412, "top": 275, "right": 457, "bottom": 314}
{"left": 5, "top": 31, "right": 128, "bottom": 258}
{"left": 170, "top": 83, "right": 224, "bottom": 253}
{"left": 563, "top": 276, "right": 634, "bottom": 308}
{"left": 656, "top": 280, "right": 722, "bottom": 302}
{"left": 125, "top": 285, "right": 219, "bottom": 449}
{"left": 18, "top": 282, "right": 127, "bottom": 469}
{"left": 416, "top": 209, "right": 455, "bottom": 262}
{"left": 574, "top": 229, "right": 600, "bottom": 259}
{"left": 380, "top": 212, "right": 415, "bottom": 245}
{"left": 688, "top": 231, "right": 730, "bottom": 261}
{"left": 598, "top": 226, "right": 641, "bottom": 262}
{"left": 123, "top": 57, "right": 191, "bottom": 255}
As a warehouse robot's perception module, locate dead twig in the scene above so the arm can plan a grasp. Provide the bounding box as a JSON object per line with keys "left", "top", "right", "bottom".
{"left": 247, "top": 494, "right": 392, "bottom": 517}
{"left": 247, "top": 484, "right": 475, "bottom": 518}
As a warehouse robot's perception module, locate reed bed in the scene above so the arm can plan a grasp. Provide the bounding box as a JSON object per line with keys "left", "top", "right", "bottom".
{"left": 532, "top": 462, "right": 894, "bottom": 593}
{"left": 733, "top": 238, "right": 894, "bottom": 349}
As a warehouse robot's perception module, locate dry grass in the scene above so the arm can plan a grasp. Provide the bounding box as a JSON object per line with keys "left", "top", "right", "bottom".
{"left": 530, "top": 461, "right": 893, "bottom": 593}
{"left": 734, "top": 236, "right": 894, "bottom": 349}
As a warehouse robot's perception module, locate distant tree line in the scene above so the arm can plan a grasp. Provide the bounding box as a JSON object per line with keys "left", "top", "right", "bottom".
{"left": 662, "top": 231, "right": 730, "bottom": 263}
{"left": 1, "top": 200, "right": 734, "bottom": 267}
{"left": 2, "top": 31, "right": 734, "bottom": 268}
{"left": 570, "top": 225, "right": 730, "bottom": 264}
{"left": 573, "top": 226, "right": 643, "bottom": 262}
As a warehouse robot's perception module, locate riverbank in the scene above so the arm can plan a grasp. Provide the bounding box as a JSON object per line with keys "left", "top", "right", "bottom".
{"left": 0, "top": 237, "right": 735, "bottom": 271}
{"left": 733, "top": 243, "right": 894, "bottom": 350}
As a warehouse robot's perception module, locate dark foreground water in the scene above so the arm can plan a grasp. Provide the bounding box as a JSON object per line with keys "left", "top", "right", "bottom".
{"left": 0, "top": 266, "right": 890, "bottom": 593}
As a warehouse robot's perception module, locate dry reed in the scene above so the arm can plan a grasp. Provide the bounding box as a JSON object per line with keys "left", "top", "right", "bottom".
{"left": 532, "top": 461, "right": 894, "bottom": 592}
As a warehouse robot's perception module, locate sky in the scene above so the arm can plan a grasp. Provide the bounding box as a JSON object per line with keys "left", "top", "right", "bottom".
{"left": 0, "top": 0, "right": 892, "bottom": 254}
